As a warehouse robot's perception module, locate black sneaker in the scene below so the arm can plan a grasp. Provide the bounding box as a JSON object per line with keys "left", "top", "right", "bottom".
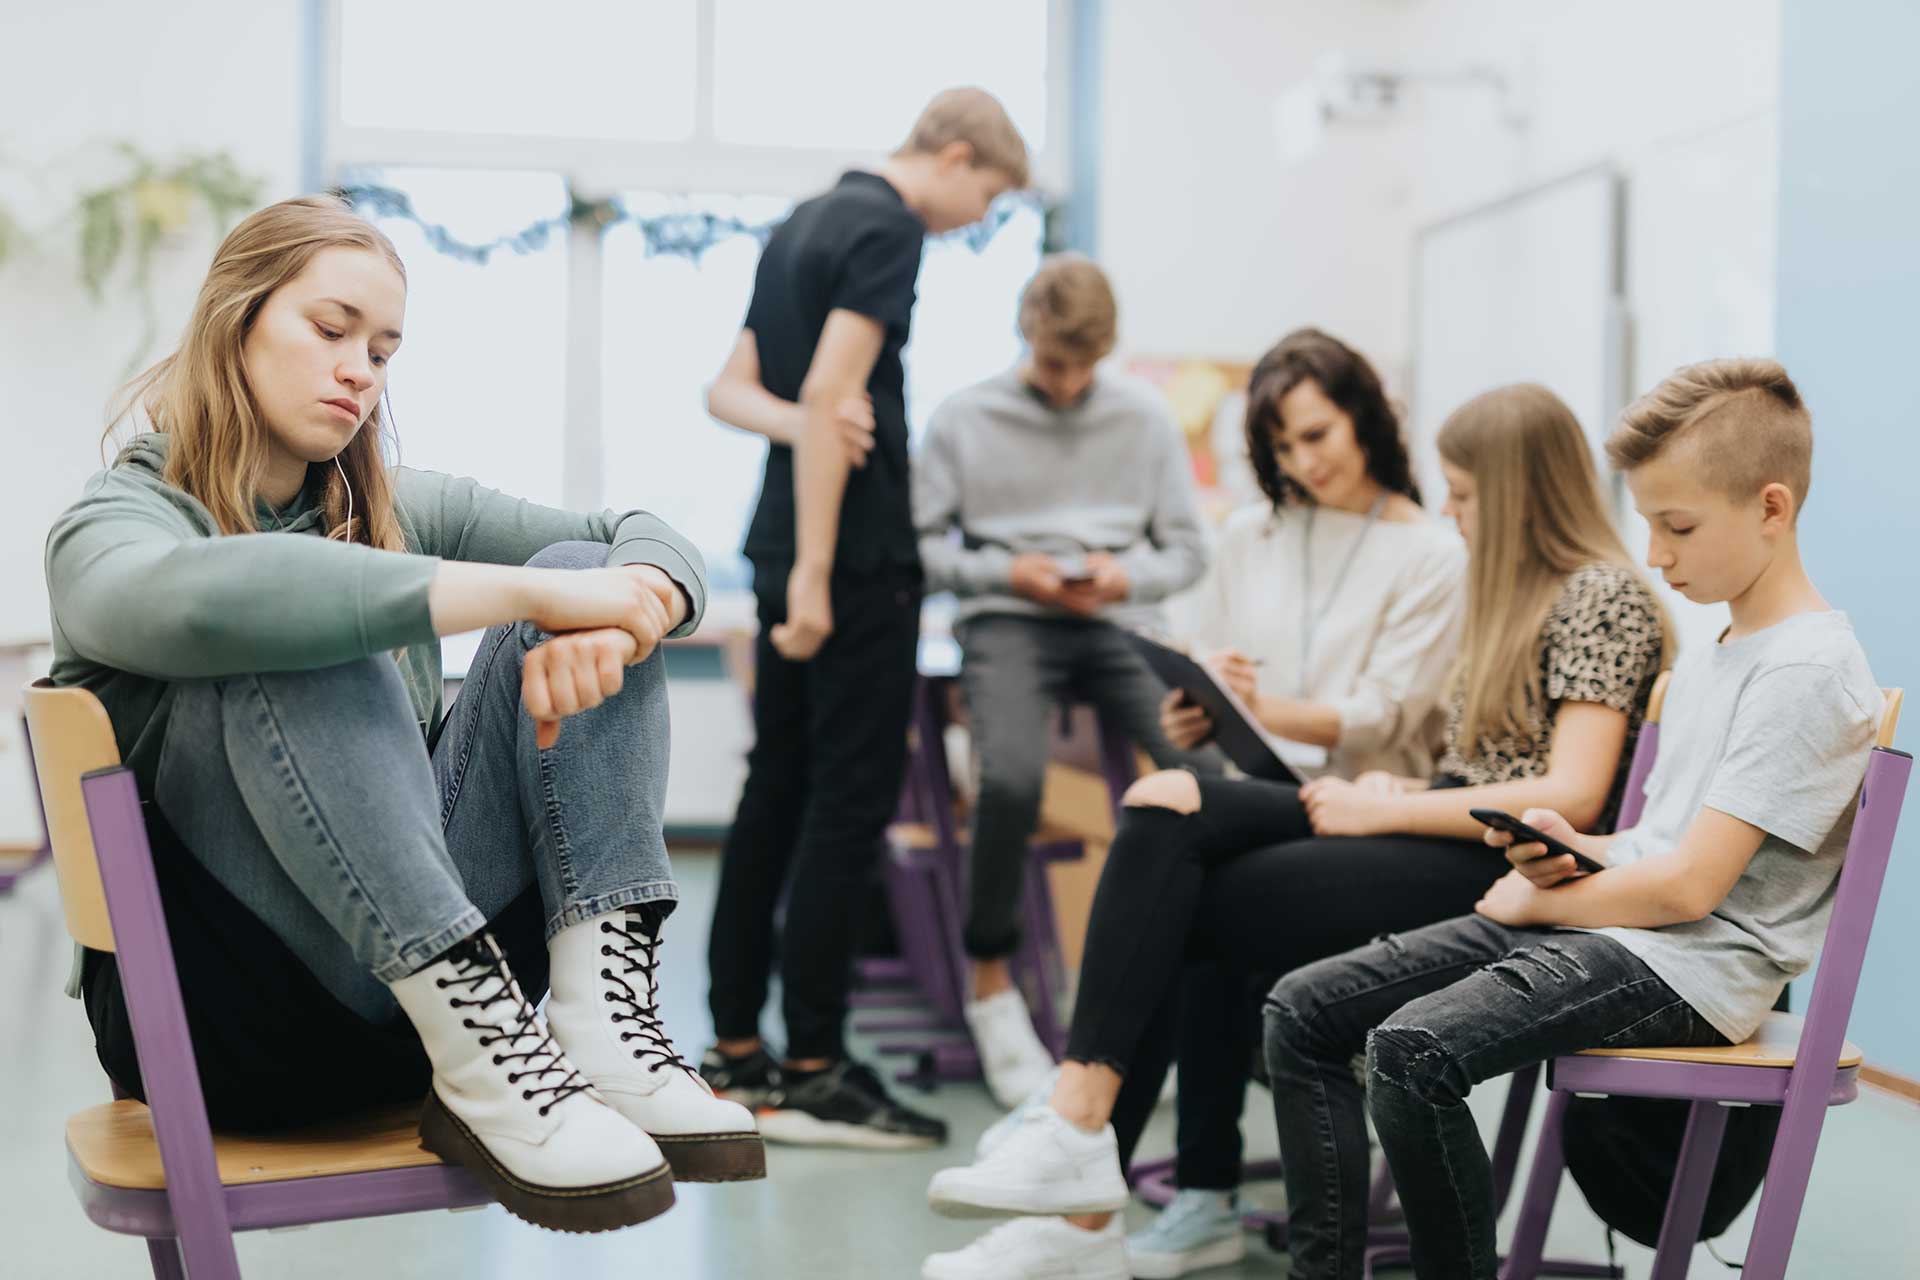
{"left": 699, "top": 1045, "right": 784, "bottom": 1108}
{"left": 756, "top": 1058, "right": 949, "bottom": 1150}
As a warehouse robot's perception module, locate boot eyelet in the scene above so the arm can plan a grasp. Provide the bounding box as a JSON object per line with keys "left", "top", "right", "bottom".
{"left": 434, "top": 978, "right": 448, "bottom": 989}
{"left": 603, "top": 992, "right": 614, "bottom": 1002}
{"left": 600, "top": 945, "right": 613, "bottom": 956}
{"left": 462, "top": 1018, "right": 476, "bottom": 1028}
{"left": 538, "top": 1104, "right": 552, "bottom": 1116}
{"left": 600, "top": 969, "right": 612, "bottom": 979}
{"left": 492, "top": 1055, "right": 504, "bottom": 1066}
{"left": 599, "top": 922, "right": 612, "bottom": 933}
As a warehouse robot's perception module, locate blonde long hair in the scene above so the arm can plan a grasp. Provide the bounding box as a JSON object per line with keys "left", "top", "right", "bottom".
{"left": 108, "top": 195, "right": 408, "bottom": 552}
{"left": 1439, "top": 384, "right": 1672, "bottom": 747}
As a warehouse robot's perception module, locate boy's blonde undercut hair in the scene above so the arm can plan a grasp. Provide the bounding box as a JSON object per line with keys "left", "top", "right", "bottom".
{"left": 1018, "top": 253, "right": 1118, "bottom": 362}
{"left": 899, "top": 87, "right": 1031, "bottom": 190}
{"left": 1607, "top": 358, "right": 1813, "bottom": 510}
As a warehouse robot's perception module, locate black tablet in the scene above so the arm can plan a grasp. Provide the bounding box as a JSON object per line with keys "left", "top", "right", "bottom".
{"left": 1125, "top": 632, "right": 1304, "bottom": 786}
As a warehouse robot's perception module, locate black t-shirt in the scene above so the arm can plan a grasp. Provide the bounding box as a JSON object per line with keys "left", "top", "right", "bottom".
{"left": 742, "top": 171, "right": 926, "bottom": 572}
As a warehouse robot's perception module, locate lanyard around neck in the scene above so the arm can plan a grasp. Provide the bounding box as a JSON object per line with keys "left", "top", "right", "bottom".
{"left": 1298, "top": 493, "right": 1389, "bottom": 697}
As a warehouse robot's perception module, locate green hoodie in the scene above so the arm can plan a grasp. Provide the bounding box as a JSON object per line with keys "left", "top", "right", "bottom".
{"left": 45, "top": 433, "right": 708, "bottom": 795}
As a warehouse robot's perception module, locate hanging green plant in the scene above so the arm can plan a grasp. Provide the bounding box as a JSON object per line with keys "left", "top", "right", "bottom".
{"left": 74, "top": 144, "right": 263, "bottom": 371}
{"left": 0, "top": 201, "right": 20, "bottom": 270}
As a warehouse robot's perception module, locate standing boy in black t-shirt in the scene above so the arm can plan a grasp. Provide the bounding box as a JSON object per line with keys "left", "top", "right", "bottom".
{"left": 699, "top": 88, "right": 1030, "bottom": 1148}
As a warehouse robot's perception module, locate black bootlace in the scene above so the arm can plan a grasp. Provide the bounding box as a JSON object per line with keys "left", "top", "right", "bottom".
{"left": 599, "top": 911, "right": 696, "bottom": 1079}
{"left": 436, "top": 938, "right": 592, "bottom": 1117}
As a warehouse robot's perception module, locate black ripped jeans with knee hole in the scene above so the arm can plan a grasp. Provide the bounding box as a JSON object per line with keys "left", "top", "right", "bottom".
{"left": 1263, "top": 913, "right": 1726, "bottom": 1280}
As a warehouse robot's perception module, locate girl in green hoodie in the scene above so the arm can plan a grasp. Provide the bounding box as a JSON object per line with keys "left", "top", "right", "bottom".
{"left": 45, "top": 195, "right": 761, "bottom": 1233}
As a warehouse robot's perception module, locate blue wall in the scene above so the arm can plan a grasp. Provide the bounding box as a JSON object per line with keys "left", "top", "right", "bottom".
{"left": 1778, "top": 0, "right": 1920, "bottom": 1076}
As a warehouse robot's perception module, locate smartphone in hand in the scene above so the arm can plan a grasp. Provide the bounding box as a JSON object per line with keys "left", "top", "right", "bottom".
{"left": 1469, "top": 808, "right": 1607, "bottom": 876}
{"left": 1054, "top": 553, "right": 1095, "bottom": 587}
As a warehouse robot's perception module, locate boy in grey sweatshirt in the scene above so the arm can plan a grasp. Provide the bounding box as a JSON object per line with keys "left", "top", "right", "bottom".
{"left": 911, "top": 254, "right": 1211, "bottom": 1105}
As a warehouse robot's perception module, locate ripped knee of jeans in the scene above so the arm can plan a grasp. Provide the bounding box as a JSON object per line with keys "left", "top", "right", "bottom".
{"left": 1261, "top": 971, "right": 1321, "bottom": 1060}
{"left": 1121, "top": 768, "right": 1201, "bottom": 814}
{"left": 1366, "top": 1023, "right": 1469, "bottom": 1108}
{"left": 1482, "top": 941, "right": 1591, "bottom": 998}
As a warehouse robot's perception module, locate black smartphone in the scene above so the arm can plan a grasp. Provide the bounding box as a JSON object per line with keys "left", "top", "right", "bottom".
{"left": 1469, "top": 808, "right": 1607, "bottom": 876}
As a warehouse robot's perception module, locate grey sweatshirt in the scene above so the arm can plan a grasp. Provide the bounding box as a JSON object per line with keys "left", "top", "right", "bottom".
{"left": 46, "top": 432, "right": 707, "bottom": 799}
{"left": 912, "top": 369, "right": 1208, "bottom": 627}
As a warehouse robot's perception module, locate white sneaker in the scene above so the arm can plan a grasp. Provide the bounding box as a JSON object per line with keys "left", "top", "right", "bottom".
{"left": 964, "top": 987, "right": 1058, "bottom": 1111}
{"left": 546, "top": 906, "right": 765, "bottom": 1183}
{"left": 928, "top": 1107, "right": 1129, "bottom": 1218}
{"left": 1126, "top": 1189, "right": 1247, "bottom": 1278}
{"left": 975, "top": 1065, "right": 1061, "bottom": 1160}
{"left": 923, "top": 1215, "right": 1130, "bottom": 1280}
{"left": 389, "top": 933, "right": 674, "bottom": 1232}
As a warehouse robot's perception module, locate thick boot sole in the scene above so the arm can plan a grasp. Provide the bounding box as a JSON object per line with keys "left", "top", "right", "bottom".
{"left": 654, "top": 1131, "right": 768, "bottom": 1182}
{"left": 419, "top": 1092, "right": 676, "bottom": 1233}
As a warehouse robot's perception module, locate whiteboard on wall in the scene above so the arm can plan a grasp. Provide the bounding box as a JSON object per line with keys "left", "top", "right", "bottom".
{"left": 1408, "top": 167, "right": 1627, "bottom": 511}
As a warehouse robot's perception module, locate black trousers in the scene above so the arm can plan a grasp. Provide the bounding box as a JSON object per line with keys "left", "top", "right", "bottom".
{"left": 1061, "top": 775, "right": 1510, "bottom": 1173}
{"left": 706, "top": 558, "right": 923, "bottom": 1060}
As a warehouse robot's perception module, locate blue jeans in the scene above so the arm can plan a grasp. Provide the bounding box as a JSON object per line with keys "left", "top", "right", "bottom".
{"left": 153, "top": 541, "right": 677, "bottom": 1024}
{"left": 1263, "top": 914, "right": 1726, "bottom": 1280}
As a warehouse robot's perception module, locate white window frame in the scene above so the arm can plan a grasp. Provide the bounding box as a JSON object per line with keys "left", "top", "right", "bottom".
{"left": 315, "top": 0, "right": 1075, "bottom": 509}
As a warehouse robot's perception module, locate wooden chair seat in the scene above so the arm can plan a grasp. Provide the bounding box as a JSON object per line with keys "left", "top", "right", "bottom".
{"left": 889, "top": 819, "right": 1083, "bottom": 850}
{"left": 68, "top": 1100, "right": 440, "bottom": 1190}
{"left": 1574, "top": 1010, "right": 1862, "bottom": 1070}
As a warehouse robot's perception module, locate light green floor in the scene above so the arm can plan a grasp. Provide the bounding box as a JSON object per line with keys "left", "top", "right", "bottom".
{"left": 3, "top": 848, "right": 1916, "bottom": 1278}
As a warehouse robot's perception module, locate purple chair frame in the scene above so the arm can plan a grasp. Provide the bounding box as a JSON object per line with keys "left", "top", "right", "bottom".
{"left": 868, "top": 674, "right": 1136, "bottom": 1086}
{"left": 28, "top": 737, "right": 490, "bottom": 1279}
{"left": 1499, "top": 741, "right": 1912, "bottom": 1280}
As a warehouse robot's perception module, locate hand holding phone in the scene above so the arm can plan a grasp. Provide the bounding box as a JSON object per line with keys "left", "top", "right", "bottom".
{"left": 1469, "top": 808, "right": 1607, "bottom": 879}
{"left": 1053, "top": 553, "right": 1095, "bottom": 586}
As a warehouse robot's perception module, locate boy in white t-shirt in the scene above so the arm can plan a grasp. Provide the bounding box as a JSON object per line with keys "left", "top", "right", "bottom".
{"left": 1260, "top": 358, "right": 1880, "bottom": 1280}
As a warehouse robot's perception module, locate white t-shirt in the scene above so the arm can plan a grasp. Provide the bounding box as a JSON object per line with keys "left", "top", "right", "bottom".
{"left": 1590, "top": 610, "right": 1880, "bottom": 1042}
{"left": 1181, "top": 501, "right": 1467, "bottom": 781}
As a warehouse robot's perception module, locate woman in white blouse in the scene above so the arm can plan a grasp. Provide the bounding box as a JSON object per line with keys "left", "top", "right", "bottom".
{"left": 1137, "top": 330, "right": 1465, "bottom": 1272}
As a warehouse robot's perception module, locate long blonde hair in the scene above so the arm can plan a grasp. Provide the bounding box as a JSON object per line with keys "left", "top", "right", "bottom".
{"left": 1439, "top": 384, "right": 1672, "bottom": 747}
{"left": 108, "top": 195, "right": 408, "bottom": 552}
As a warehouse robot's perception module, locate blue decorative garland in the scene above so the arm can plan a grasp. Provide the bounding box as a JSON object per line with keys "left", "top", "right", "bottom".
{"left": 334, "top": 181, "right": 1050, "bottom": 265}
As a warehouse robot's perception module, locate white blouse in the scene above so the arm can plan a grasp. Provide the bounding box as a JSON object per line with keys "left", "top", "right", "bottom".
{"left": 1180, "top": 501, "right": 1468, "bottom": 781}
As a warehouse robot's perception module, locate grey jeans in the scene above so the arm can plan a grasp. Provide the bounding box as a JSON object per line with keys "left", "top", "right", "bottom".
{"left": 153, "top": 541, "right": 677, "bottom": 1023}
{"left": 956, "top": 613, "right": 1217, "bottom": 958}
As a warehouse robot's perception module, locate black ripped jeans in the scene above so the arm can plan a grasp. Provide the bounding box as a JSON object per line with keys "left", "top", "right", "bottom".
{"left": 1263, "top": 915, "right": 1727, "bottom": 1280}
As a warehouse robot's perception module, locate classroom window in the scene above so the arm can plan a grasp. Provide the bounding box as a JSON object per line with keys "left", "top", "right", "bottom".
{"left": 350, "top": 167, "right": 571, "bottom": 509}
{"left": 710, "top": 0, "right": 1050, "bottom": 152}
{"left": 336, "top": 1, "right": 698, "bottom": 141}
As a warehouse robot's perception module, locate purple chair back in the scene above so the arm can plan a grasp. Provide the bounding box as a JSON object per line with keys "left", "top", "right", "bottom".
{"left": 1503, "top": 690, "right": 1910, "bottom": 1280}
{"left": 25, "top": 680, "right": 243, "bottom": 1278}
{"left": 24, "top": 680, "right": 491, "bottom": 1280}
{"left": 1613, "top": 670, "right": 1671, "bottom": 830}
{"left": 1739, "top": 733, "right": 1910, "bottom": 1275}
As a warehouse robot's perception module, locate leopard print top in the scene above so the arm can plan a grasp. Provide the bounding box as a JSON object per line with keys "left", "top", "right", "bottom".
{"left": 1437, "top": 562, "right": 1666, "bottom": 829}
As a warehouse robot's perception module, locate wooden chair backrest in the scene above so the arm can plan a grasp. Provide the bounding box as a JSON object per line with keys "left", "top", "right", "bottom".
{"left": 22, "top": 680, "right": 120, "bottom": 951}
